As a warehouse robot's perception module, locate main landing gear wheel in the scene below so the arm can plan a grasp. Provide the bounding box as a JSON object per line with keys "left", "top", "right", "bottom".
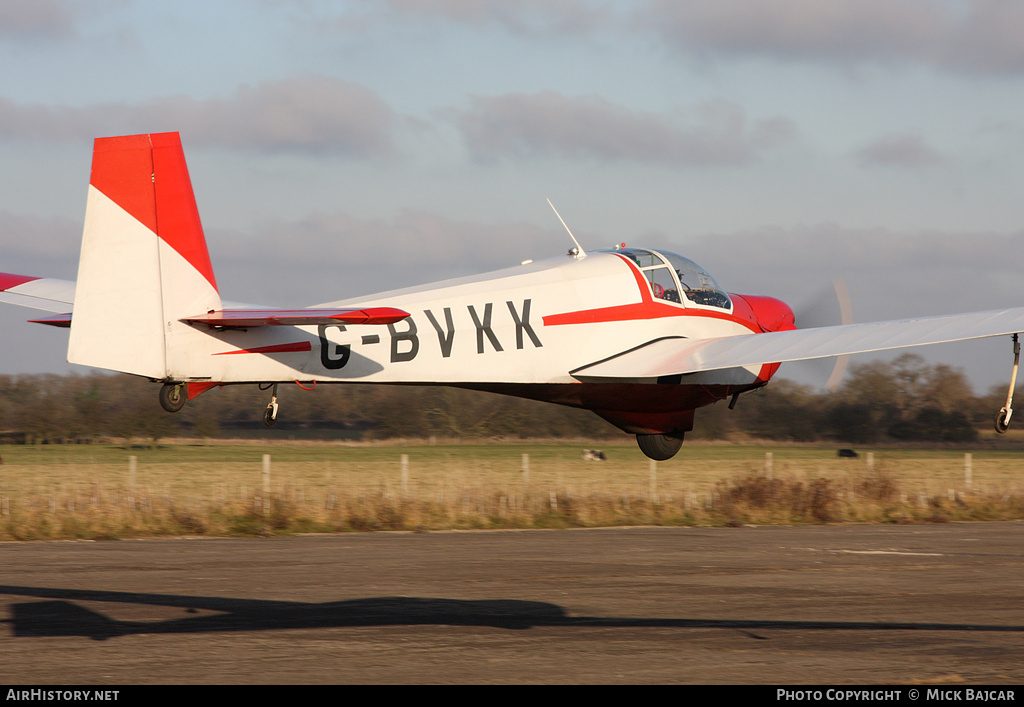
{"left": 995, "top": 409, "right": 1011, "bottom": 434}
{"left": 159, "top": 383, "right": 186, "bottom": 413}
{"left": 636, "top": 433, "right": 683, "bottom": 461}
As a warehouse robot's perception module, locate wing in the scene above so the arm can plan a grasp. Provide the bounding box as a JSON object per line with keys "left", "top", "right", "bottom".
{"left": 0, "top": 273, "right": 76, "bottom": 327}
{"left": 571, "top": 307, "right": 1024, "bottom": 381}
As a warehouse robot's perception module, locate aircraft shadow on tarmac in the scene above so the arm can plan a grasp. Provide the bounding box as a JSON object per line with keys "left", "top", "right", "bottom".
{"left": 1, "top": 584, "right": 1022, "bottom": 641}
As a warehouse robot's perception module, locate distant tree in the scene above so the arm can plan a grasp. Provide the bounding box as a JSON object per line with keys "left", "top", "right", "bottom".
{"left": 824, "top": 402, "right": 879, "bottom": 443}
{"left": 0, "top": 367, "right": 999, "bottom": 444}
{"left": 734, "top": 380, "right": 823, "bottom": 441}
{"left": 888, "top": 406, "right": 978, "bottom": 443}
{"left": 919, "top": 364, "right": 976, "bottom": 414}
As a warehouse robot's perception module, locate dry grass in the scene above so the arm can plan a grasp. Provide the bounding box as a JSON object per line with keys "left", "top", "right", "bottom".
{"left": 0, "top": 440, "right": 1022, "bottom": 539}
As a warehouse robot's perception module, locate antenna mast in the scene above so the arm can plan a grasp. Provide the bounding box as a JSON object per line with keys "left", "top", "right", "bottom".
{"left": 547, "top": 199, "right": 585, "bottom": 258}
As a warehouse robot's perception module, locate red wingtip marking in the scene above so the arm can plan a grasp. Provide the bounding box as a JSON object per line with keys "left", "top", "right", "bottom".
{"left": 0, "top": 273, "right": 40, "bottom": 292}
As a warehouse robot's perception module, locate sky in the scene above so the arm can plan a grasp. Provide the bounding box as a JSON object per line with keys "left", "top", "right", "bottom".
{"left": 2, "top": 0, "right": 1024, "bottom": 394}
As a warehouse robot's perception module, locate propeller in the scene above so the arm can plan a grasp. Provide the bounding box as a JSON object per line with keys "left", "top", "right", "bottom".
{"left": 792, "top": 278, "right": 853, "bottom": 392}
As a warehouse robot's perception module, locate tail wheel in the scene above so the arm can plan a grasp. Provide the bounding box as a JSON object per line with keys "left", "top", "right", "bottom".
{"left": 159, "top": 383, "right": 186, "bottom": 413}
{"left": 636, "top": 433, "right": 683, "bottom": 461}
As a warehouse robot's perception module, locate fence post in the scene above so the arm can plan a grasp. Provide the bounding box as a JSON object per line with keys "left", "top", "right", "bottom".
{"left": 262, "top": 454, "right": 271, "bottom": 516}
{"left": 128, "top": 455, "right": 138, "bottom": 509}
{"left": 964, "top": 453, "right": 972, "bottom": 489}
{"left": 401, "top": 454, "right": 409, "bottom": 495}
{"left": 649, "top": 459, "right": 658, "bottom": 502}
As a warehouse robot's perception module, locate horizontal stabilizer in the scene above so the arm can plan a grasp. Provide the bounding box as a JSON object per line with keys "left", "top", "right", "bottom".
{"left": 182, "top": 307, "right": 410, "bottom": 328}
{"left": 0, "top": 273, "right": 76, "bottom": 314}
{"left": 572, "top": 307, "right": 1024, "bottom": 380}
{"left": 28, "top": 313, "right": 72, "bottom": 328}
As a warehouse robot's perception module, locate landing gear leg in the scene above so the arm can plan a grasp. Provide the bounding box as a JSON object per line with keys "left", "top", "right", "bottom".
{"left": 159, "top": 383, "right": 186, "bottom": 413}
{"left": 263, "top": 383, "right": 279, "bottom": 427}
{"left": 995, "top": 334, "right": 1020, "bottom": 434}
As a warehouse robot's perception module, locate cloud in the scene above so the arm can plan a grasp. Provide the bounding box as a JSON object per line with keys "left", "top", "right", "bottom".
{"left": 639, "top": 0, "right": 1024, "bottom": 75}
{"left": 450, "top": 92, "right": 796, "bottom": 165}
{"left": 0, "top": 210, "right": 80, "bottom": 278}
{"left": 338, "top": 0, "right": 608, "bottom": 36}
{"left": 208, "top": 210, "right": 562, "bottom": 306}
{"left": 855, "top": 133, "right": 944, "bottom": 167}
{"left": 0, "top": 77, "right": 397, "bottom": 156}
{"left": 679, "top": 224, "right": 1024, "bottom": 324}
{"left": 0, "top": 0, "right": 76, "bottom": 39}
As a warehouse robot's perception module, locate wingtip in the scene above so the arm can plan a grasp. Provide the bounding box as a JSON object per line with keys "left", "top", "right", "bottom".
{"left": 0, "top": 273, "right": 40, "bottom": 292}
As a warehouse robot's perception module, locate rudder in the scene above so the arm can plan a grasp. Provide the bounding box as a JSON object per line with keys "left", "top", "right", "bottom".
{"left": 67, "top": 132, "right": 221, "bottom": 379}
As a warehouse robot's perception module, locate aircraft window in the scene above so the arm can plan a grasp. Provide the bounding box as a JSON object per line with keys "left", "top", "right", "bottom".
{"left": 657, "top": 251, "right": 732, "bottom": 310}
{"left": 618, "top": 249, "right": 660, "bottom": 269}
{"left": 613, "top": 247, "right": 731, "bottom": 310}
{"left": 645, "top": 266, "right": 681, "bottom": 303}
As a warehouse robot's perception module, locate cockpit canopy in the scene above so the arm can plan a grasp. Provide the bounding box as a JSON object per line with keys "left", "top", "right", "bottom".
{"left": 615, "top": 248, "right": 732, "bottom": 310}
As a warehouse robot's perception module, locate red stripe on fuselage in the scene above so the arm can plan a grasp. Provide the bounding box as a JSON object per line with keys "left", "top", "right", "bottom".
{"left": 212, "top": 341, "right": 313, "bottom": 356}
{"left": 542, "top": 253, "right": 760, "bottom": 333}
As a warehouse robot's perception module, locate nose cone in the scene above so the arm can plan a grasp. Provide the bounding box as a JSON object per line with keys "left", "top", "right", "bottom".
{"left": 742, "top": 295, "right": 796, "bottom": 333}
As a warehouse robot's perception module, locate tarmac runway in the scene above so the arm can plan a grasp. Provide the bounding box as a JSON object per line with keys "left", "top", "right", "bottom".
{"left": 1, "top": 522, "right": 1023, "bottom": 684}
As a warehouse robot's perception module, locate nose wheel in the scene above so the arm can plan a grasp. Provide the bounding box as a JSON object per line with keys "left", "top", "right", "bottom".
{"left": 636, "top": 433, "right": 684, "bottom": 461}
{"left": 995, "top": 334, "right": 1020, "bottom": 434}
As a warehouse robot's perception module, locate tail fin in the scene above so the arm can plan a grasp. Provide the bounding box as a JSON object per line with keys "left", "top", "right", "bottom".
{"left": 67, "top": 132, "right": 222, "bottom": 379}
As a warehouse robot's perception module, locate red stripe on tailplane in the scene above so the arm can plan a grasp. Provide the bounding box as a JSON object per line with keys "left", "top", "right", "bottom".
{"left": 212, "top": 341, "right": 312, "bottom": 356}
{"left": 336, "top": 307, "right": 410, "bottom": 325}
{"left": 28, "top": 313, "right": 72, "bottom": 328}
{"left": 184, "top": 307, "right": 409, "bottom": 328}
{"left": 89, "top": 132, "right": 217, "bottom": 292}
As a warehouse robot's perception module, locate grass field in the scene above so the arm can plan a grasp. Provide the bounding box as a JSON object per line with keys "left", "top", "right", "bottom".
{"left": 1, "top": 439, "right": 1022, "bottom": 539}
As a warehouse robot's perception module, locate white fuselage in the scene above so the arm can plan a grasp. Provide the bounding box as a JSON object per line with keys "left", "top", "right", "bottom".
{"left": 172, "top": 251, "right": 764, "bottom": 390}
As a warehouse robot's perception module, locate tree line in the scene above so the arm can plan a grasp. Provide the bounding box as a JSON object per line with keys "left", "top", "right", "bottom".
{"left": 0, "top": 354, "right": 1015, "bottom": 444}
